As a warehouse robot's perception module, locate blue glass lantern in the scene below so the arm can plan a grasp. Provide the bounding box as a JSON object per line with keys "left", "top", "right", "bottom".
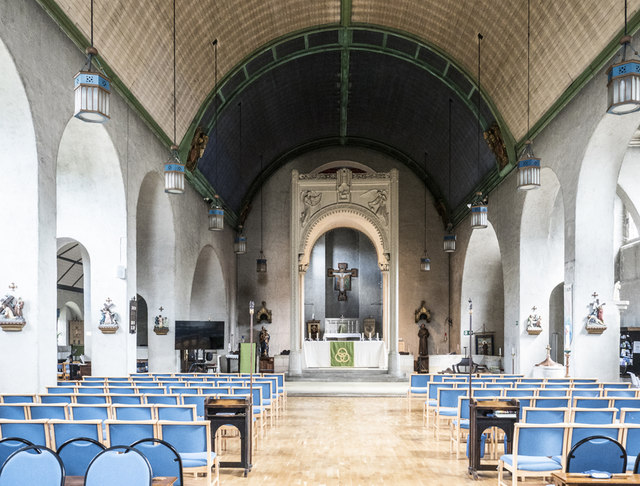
{"left": 74, "top": 47, "right": 110, "bottom": 123}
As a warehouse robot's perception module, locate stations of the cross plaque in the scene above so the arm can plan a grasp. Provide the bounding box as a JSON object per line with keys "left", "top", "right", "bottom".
{"left": 327, "top": 263, "right": 358, "bottom": 302}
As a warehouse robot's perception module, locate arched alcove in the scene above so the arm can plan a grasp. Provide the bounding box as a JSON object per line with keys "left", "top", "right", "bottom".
{"left": 519, "top": 168, "right": 565, "bottom": 373}
{"left": 304, "top": 228, "right": 383, "bottom": 337}
{"left": 56, "top": 239, "right": 90, "bottom": 360}
{"left": 57, "top": 117, "right": 129, "bottom": 376}
{"left": 460, "top": 222, "right": 504, "bottom": 361}
{"left": 190, "top": 245, "right": 227, "bottom": 322}
{"left": 136, "top": 171, "right": 176, "bottom": 372}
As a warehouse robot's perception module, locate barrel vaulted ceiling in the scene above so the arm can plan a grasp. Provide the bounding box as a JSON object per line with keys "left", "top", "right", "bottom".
{"left": 39, "top": 0, "right": 640, "bottom": 224}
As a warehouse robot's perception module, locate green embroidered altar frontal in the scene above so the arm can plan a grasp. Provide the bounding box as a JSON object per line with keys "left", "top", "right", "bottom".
{"left": 330, "top": 341, "right": 354, "bottom": 367}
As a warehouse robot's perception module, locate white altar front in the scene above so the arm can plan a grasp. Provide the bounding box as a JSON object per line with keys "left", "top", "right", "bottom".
{"left": 303, "top": 341, "right": 388, "bottom": 369}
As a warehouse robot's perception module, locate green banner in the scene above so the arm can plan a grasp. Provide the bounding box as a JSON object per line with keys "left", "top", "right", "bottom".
{"left": 330, "top": 341, "right": 354, "bottom": 367}
{"left": 239, "top": 343, "right": 257, "bottom": 373}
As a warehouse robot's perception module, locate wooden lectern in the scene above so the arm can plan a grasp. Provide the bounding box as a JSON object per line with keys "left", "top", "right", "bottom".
{"left": 468, "top": 399, "right": 519, "bottom": 479}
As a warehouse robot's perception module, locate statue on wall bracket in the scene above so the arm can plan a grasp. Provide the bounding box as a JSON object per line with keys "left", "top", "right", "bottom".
{"left": 98, "top": 298, "right": 119, "bottom": 334}
{"left": 0, "top": 283, "right": 26, "bottom": 332}
{"left": 585, "top": 292, "right": 607, "bottom": 334}
{"left": 256, "top": 301, "right": 272, "bottom": 324}
{"left": 525, "top": 306, "right": 542, "bottom": 335}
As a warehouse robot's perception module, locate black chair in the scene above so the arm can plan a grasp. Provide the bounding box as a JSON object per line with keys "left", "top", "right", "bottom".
{"left": 131, "top": 438, "right": 183, "bottom": 486}
{"left": 566, "top": 435, "right": 626, "bottom": 473}
{"left": 57, "top": 437, "right": 106, "bottom": 476}
{"left": 0, "top": 437, "right": 34, "bottom": 468}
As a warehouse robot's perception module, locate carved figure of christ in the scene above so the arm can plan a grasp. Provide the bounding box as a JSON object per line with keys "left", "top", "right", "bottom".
{"left": 327, "top": 263, "right": 358, "bottom": 302}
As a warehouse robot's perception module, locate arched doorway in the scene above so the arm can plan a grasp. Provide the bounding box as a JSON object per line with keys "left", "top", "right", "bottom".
{"left": 56, "top": 240, "right": 89, "bottom": 371}
{"left": 461, "top": 222, "right": 504, "bottom": 369}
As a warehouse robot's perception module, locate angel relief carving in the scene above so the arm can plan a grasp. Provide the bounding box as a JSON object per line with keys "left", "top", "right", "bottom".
{"left": 300, "top": 190, "right": 322, "bottom": 225}
{"left": 366, "top": 189, "right": 389, "bottom": 225}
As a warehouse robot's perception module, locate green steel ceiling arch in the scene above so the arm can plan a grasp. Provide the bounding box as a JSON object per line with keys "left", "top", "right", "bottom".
{"left": 182, "top": 25, "right": 515, "bottom": 166}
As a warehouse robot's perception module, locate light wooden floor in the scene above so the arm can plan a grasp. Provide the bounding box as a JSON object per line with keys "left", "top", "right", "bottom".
{"left": 207, "top": 396, "right": 505, "bottom": 485}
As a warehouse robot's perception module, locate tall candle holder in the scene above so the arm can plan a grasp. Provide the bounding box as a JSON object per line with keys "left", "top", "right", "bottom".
{"left": 511, "top": 349, "right": 516, "bottom": 374}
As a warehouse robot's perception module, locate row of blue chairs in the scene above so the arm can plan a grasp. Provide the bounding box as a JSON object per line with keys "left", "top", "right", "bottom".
{"left": 0, "top": 440, "right": 184, "bottom": 486}
{"left": 0, "top": 419, "right": 217, "bottom": 485}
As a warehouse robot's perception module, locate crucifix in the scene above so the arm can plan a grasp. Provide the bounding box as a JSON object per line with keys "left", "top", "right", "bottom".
{"left": 327, "top": 263, "right": 358, "bottom": 302}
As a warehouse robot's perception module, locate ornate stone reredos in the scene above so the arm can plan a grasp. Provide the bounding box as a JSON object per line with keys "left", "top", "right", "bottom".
{"left": 293, "top": 166, "right": 396, "bottom": 270}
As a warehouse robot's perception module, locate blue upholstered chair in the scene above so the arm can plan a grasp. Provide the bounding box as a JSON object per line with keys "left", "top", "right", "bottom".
{"left": 0, "top": 420, "right": 49, "bottom": 448}
{"left": 49, "top": 420, "right": 103, "bottom": 449}
{"left": 0, "top": 445, "right": 64, "bottom": 486}
{"left": 156, "top": 405, "right": 197, "bottom": 422}
{"left": 74, "top": 395, "right": 110, "bottom": 405}
{"left": 131, "top": 438, "right": 183, "bottom": 486}
{"left": 56, "top": 437, "right": 105, "bottom": 476}
{"left": 112, "top": 405, "right": 154, "bottom": 421}
{"left": 0, "top": 405, "right": 27, "bottom": 420}
{"left": 40, "top": 394, "right": 74, "bottom": 404}
{"left": 110, "top": 395, "right": 144, "bottom": 405}
{"left": 571, "top": 408, "right": 616, "bottom": 424}
{"left": 521, "top": 408, "right": 567, "bottom": 424}
{"left": 145, "top": 394, "right": 180, "bottom": 405}
{"left": 0, "top": 438, "right": 33, "bottom": 468}
{"left": 105, "top": 420, "right": 156, "bottom": 447}
{"left": 84, "top": 445, "right": 152, "bottom": 486}
{"left": 433, "top": 388, "right": 467, "bottom": 438}
{"left": 566, "top": 435, "right": 626, "bottom": 473}
{"left": 27, "top": 404, "right": 68, "bottom": 420}
{"left": 1, "top": 395, "right": 35, "bottom": 404}
{"left": 158, "top": 421, "right": 218, "bottom": 486}
{"left": 497, "top": 423, "right": 567, "bottom": 486}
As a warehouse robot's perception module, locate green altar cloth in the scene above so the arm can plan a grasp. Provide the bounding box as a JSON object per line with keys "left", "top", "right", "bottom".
{"left": 330, "top": 341, "right": 354, "bottom": 367}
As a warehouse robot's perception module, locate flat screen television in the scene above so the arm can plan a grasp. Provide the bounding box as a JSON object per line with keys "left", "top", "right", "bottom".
{"left": 175, "top": 320, "right": 224, "bottom": 350}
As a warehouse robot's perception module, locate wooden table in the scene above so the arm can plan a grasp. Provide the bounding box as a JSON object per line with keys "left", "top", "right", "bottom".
{"left": 551, "top": 472, "right": 640, "bottom": 485}
{"left": 65, "top": 476, "right": 177, "bottom": 485}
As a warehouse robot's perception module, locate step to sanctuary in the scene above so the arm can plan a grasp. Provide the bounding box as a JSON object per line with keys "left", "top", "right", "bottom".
{"left": 286, "top": 380, "right": 408, "bottom": 397}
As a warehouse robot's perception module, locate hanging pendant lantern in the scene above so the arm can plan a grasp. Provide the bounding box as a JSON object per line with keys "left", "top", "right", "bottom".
{"left": 420, "top": 254, "right": 431, "bottom": 272}
{"left": 208, "top": 195, "right": 224, "bottom": 231}
{"left": 607, "top": 36, "right": 640, "bottom": 114}
{"left": 234, "top": 225, "right": 247, "bottom": 254}
{"left": 608, "top": 1, "right": 640, "bottom": 115}
{"left": 74, "top": 0, "right": 110, "bottom": 124}
{"left": 164, "top": 145, "right": 185, "bottom": 194}
{"left": 443, "top": 234, "right": 457, "bottom": 253}
{"left": 517, "top": 141, "right": 541, "bottom": 190}
{"left": 74, "top": 47, "right": 110, "bottom": 123}
{"left": 469, "top": 192, "right": 488, "bottom": 229}
{"left": 256, "top": 251, "right": 267, "bottom": 273}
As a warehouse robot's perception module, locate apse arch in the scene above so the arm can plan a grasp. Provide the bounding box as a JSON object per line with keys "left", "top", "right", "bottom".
{"left": 519, "top": 168, "right": 565, "bottom": 373}
{"left": 298, "top": 203, "right": 389, "bottom": 270}
{"left": 460, "top": 222, "right": 504, "bottom": 362}
{"left": 136, "top": 171, "right": 176, "bottom": 372}
{"left": 189, "top": 245, "right": 227, "bottom": 323}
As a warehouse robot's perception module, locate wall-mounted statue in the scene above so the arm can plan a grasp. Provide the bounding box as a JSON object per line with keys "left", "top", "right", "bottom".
{"left": 418, "top": 323, "right": 430, "bottom": 357}
{"left": 585, "top": 292, "right": 606, "bottom": 334}
{"left": 256, "top": 301, "right": 272, "bottom": 324}
{"left": 525, "top": 306, "right": 542, "bottom": 335}
{"left": 259, "top": 326, "right": 270, "bottom": 357}
{"left": 98, "top": 298, "right": 119, "bottom": 334}
{"left": 185, "top": 127, "right": 209, "bottom": 172}
{"left": 0, "top": 284, "right": 26, "bottom": 331}
{"left": 154, "top": 307, "right": 169, "bottom": 335}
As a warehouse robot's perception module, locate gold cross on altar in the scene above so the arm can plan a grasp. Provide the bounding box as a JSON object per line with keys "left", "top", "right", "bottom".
{"left": 327, "top": 263, "right": 358, "bottom": 302}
